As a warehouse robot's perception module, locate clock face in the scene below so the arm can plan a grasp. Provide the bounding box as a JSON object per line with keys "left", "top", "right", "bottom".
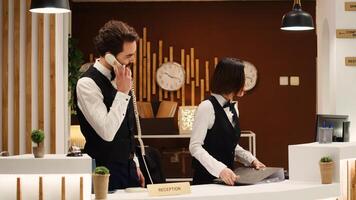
{"left": 156, "top": 62, "right": 185, "bottom": 91}
{"left": 243, "top": 61, "right": 258, "bottom": 91}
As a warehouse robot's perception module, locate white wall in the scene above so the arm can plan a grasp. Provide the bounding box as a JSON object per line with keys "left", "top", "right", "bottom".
{"left": 317, "top": 0, "right": 356, "bottom": 141}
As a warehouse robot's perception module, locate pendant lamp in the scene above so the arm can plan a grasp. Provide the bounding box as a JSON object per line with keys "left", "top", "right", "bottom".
{"left": 30, "top": 0, "right": 70, "bottom": 14}
{"left": 281, "top": 0, "right": 314, "bottom": 31}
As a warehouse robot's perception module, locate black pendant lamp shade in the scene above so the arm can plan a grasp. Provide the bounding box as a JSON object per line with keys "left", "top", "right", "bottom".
{"left": 30, "top": 0, "right": 70, "bottom": 13}
{"left": 281, "top": 0, "right": 314, "bottom": 31}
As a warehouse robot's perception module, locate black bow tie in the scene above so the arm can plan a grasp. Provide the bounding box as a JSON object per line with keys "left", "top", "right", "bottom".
{"left": 223, "top": 101, "right": 236, "bottom": 109}
{"left": 110, "top": 70, "right": 116, "bottom": 81}
{"left": 223, "top": 101, "right": 238, "bottom": 125}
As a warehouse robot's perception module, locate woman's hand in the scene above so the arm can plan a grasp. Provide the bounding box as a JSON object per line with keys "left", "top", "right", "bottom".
{"left": 251, "top": 159, "right": 266, "bottom": 170}
{"left": 219, "top": 167, "right": 239, "bottom": 186}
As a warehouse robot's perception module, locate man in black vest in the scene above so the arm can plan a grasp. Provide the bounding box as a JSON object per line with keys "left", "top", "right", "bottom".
{"left": 75, "top": 20, "right": 145, "bottom": 190}
{"left": 189, "top": 58, "right": 265, "bottom": 185}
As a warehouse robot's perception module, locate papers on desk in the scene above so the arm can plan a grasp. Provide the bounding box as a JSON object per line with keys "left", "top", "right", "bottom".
{"left": 214, "top": 167, "right": 285, "bottom": 185}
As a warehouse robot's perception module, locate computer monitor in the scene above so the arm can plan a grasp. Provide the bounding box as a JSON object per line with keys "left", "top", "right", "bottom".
{"left": 316, "top": 114, "right": 349, "bottom": 142}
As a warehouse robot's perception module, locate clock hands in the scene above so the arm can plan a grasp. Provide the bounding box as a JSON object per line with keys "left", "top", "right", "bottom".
{"left": 163, "top": 72, "right": 181, "bottom": 81}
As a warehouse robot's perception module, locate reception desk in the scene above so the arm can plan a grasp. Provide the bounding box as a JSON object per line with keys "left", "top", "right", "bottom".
{"left": 289, "top": 142, "right": 356, "bottom": 199}
{"left": 0, "top": 154, "right": 92, "bottom": 200}
{"left": 100, "top": 181, "right": 339, "bottom": 200}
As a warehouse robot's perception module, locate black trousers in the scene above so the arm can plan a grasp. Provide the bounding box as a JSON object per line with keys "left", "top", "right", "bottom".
{"left": 96, "top": 159, "right": 140, "bottom": 190}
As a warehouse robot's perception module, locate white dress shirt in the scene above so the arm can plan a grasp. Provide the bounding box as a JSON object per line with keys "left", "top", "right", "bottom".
{"left": 76, "top": 59, "right": 139, "bottom": 166}
{"left": 189, "top": 93, "right": 256, "bottom": 178}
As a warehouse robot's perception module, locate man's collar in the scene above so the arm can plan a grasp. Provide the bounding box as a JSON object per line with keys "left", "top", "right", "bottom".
{"left": 93, "top": 59, "right": 113, "bottom": 80}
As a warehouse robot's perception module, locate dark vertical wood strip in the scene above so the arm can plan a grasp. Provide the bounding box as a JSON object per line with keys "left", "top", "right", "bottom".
{"left": 38, "top": 14, "right": 44, "bottom": 130}
{"left": 1, "top": 0, "right": 9, "bottom": 151}
{"left": 49, "top": 14, "right": 56, "bottom": 153}
{"left": 13, "top": 0, "right": 20, "bottom": 155}
{"left": 25, "top": 0, "right": 32, "bottom": 153}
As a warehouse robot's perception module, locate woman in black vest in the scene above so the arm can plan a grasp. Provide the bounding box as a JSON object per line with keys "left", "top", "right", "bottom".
{"left": 189, "top": 58, "right": 265, "bottom": 185}
{"left": 75, "top": 21, "right": 145, "bottom": 190}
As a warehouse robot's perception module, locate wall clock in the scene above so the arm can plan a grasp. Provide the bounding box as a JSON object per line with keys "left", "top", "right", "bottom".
{"left": 156, "top": 62, "right": 185, "bottom": 91}
{"left": 243, "top": 61, "right": 258, "bottom": 91}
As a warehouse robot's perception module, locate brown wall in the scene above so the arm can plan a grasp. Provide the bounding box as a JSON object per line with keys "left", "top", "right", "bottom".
{"left": 71, "top": 1, "right": 317, "bottom": 170}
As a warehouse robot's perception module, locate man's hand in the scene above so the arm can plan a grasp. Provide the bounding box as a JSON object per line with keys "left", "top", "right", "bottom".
{"left": 113, "top": 64, "right": 132, "bottom": 94}
{"left": 219, "top": 167, "right": 239, "bottom": 186}
{"left": 251, "top": 159, "right": 266, "bottom": 170}
{"left": 137, "top": 167, "right": 145, "bottom": 187}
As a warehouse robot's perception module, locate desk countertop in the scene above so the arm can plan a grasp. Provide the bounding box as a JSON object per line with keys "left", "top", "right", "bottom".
{"left": 0, "top": 154, "right": 92, "bottom": 174}
{"left": 100, "top": 181, "right": 340, "bottom": 200}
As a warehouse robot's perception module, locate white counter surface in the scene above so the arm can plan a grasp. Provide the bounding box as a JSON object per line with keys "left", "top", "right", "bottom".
{"left": 99, "top": 181, "right": 340, "bottom": 200}
{"left": 0, "top": 154, "right": 92, "bottom": 174}
{"left": 289, "top": 142, "right": 356, "bottom": 182}
{"left": 0, "top": 154, "right": 93, "bottom": 200}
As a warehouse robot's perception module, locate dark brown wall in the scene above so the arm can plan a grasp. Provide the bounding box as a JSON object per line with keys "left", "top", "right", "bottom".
{"left": 71, "top": 1, "right": 317, "bottom": 170}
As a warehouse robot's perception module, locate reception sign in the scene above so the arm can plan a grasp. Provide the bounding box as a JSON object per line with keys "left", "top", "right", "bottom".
{"left": 345, "top": 2, "right": 356, "bottom": 11}
{"left": 345, "top": 57, "right": 356, "bottom": 66}
{"left": 336, "top": 29, "right": 356, "bottom": 38}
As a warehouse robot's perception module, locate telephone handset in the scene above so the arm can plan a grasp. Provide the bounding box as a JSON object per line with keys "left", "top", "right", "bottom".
{"left": 104, "top": 53, "right": 125, "bottom": 70}
{"left": 104, "top": 53, "right": 153, "bottom": 184}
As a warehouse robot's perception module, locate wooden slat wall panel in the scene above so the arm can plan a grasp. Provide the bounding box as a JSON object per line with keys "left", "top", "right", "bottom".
{"left": 205, "top": 61, "right": 209, "bottom": 92}
{"left": 200, "top": 79, "right": 205, "bottom": 102}
{"left": 158, "top": 40, "right": 163, "bottom": 101}
{"left": 169, "top": 47, "right": 174, "bottom": 101}
{"left": 16, "top": 177, "right": 21, "bottom": 200}
{"left": 179, "top": 49, "right": 184, "bottom": 100}
{"left": 80, "top": 177, "right": 84, "bottom": 200}
{"left": 25, "top": 0, "right": 32, "bottom": 153}
{"left": 0, "top": 0, "right": 3, "bottom": 151}
{"left": 2, "top": 0, "right": 9, "bottom": 151}
{"left": 0, "top": 1, "right": 68, "bottom": 154}
{"left": 163, "top": 57, "right": 168, "bottom": 99}
{"left": 61, "top": 176, "right": 66, "bottom": 200}
{"left": 190, "top": 48, "right": 194, "bottom": 78}
{"left": 139, "top": 39, "right": 143, "bottom": 101}
{"left": 143, "top": 31, "right": 147, "bottom": 99}
{"left": 143, "top": 57, "right": 147, "bottom": 98}
{"left": 147, "top": 42, "right": 151, "bottom": 102}
{"left": 143, "top": 27, "right": 147, "bottom": 58}
{"left": 152, "top": 53, "right": 156, "bottom": 95}
{"left": 38, "top": 14, "right": 44, "bottom": 130}
{"left": 191, "top": 80, "right": 195, "bottom": 106}
{"left": 39, "top": 177, "right": 43, "bottom": 200}
{"left": 50, "top": 14, "right": 56, "bottom": 154}
{"left": 186, "top": 55, "right": 190, "bottom": 84}
{"left": 13, "top": 0, "right": 20, "bottom": 155}
{"left": 195, "top": 59, "right": 199, "bottom": 87}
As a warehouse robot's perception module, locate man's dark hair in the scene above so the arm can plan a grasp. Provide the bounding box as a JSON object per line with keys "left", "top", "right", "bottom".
{"left": 211, "top": 58, "right": 245, "bottom": 95}
{"left": 93, "top": 20, "right": 139, "bottom": 57}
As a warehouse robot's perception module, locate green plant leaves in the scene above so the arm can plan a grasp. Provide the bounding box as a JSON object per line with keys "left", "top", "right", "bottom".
{"left": 31, "top": 129, "right": 45, "bottom": 144}
{"left": 94, "top": 166, "right": 110, "bottom": 175}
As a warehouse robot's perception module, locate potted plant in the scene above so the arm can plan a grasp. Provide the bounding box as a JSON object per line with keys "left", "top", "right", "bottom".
{"left": 93, "top": 166, "right": 110, "bottom": 199}
{"left": 31, "top": 129, "right": 45, "bottom": 158}
{"left": 319, "top": 156, "right": 334, "bottom": 184}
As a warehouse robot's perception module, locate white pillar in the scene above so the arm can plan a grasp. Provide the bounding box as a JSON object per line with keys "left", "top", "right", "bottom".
{"left": 317, "top": 0, "right": 356, "bottom": 141}
{"left": 55, "top": 13, "right": 70, "bottom": 154}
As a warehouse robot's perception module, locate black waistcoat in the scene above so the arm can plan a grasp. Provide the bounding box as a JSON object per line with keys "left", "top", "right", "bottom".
{"left": 192, "top": 96, "right": 241, "bottom": 184}
{"left": 74, "top": 66, "right": 136, "bottom": 164}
